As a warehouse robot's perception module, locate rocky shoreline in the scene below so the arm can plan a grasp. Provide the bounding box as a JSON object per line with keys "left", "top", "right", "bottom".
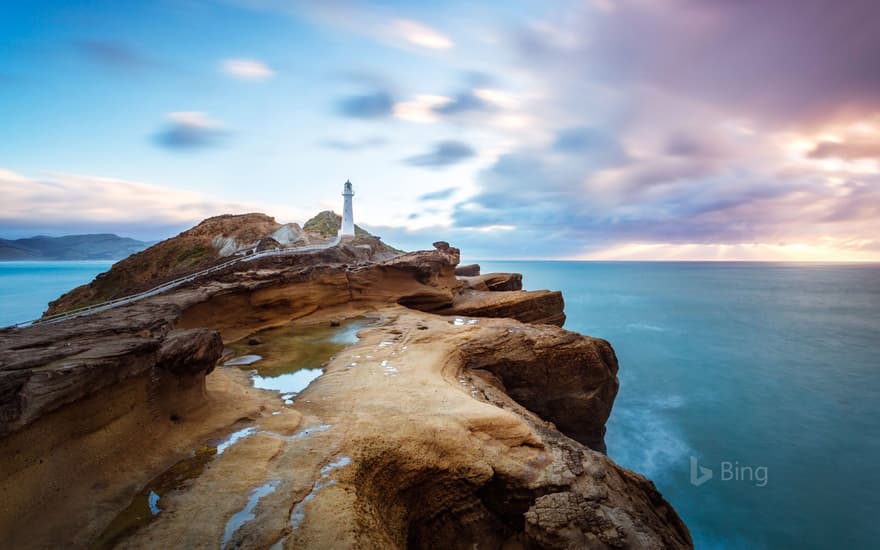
{"left": 0, "top": 237, "right": 692, "bottom": 549}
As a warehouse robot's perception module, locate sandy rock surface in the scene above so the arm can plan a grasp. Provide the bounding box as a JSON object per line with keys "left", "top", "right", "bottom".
{"left": 0, "top": 238, "right": 691, "bottom": 549}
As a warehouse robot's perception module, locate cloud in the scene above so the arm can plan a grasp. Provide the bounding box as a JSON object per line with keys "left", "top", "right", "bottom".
{"left": 228, "top": 2, "right": 453, "bottom": 53}
{"left": 420, "top": 2, "right": 873, "bottom": 258}
{"left": 320, "top": 136, "right": 388, "bottom": 151}
{"left": 0, "top": 168, "right": 310, "bottom": 240}
{"left": 393, "top": 95, "right": 450, "bottom": 123}
{"left": 552, "top": 126, "right": 629, "bottom": 165}
{"left": 336, "top": 91, "right": 394, "bottom": 118}
{"left": 808, "top": 141, "right": 880, "bottom": 161}
{"left": 19, "top": 0, "right": 880, "bottom": 261}
{"left": 76, "top": 40, "right": 153, "bottom": 69}
{"left": 404, "top": 141, "right": 476, "bottom": 168}
{"left": 154, "top": 112, "right": 226, "bottom": 150}
{"left": 433, "top": 90, "right": 490, "bottom": 115}
{"left": 418, "top": 187, "right": 457, "bottom": 201}
{"left": 391, "top": 19, "right": 453, "bottom": 50}
{"left": 430, "top": 73, "right": 516, "bottom": 117}
{"left": 516, "top": 0, "right": 880, "bottom": 124}
{"left": 221, "top": 58, "right": 275, "bottom": 80}
{"left": 662, "top": 131, "right": 724, "bottom": 158}
{"left": 438, "top": 124, "right": 880, "bottom": 258}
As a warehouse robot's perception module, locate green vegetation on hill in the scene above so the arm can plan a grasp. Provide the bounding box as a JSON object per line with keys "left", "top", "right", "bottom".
{"left": 303, "top": 211, "right": 370, "bottom": 238}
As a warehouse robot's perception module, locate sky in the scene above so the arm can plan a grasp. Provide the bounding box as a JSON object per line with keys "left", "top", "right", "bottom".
{"left": 1, "top": 0, "right": 879, "bottom": 260}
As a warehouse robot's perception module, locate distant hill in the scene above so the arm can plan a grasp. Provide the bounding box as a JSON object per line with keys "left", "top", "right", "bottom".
{"left": 0, "top": 234, "right": 149, "bottom": 261}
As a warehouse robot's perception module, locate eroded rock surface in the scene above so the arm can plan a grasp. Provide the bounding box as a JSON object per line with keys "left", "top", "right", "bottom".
{"left": 455, "top": 263, "right": 481, "bottom": 277}
{"left": 439, "top": 288, "right": 567, "bottom": 326}
{"left": 459, "top": 322, "right": 619, "bottom": 452}
{"left": 0, "top": 236, "right": 691, "bottom": 549}
{"left": 460, "top": 272, "right": 524, "bottom": 292}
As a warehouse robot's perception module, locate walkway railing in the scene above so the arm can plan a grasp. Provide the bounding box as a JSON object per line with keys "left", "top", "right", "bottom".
{"left": 9, "top": 235, "right": 343, "bottom": 329}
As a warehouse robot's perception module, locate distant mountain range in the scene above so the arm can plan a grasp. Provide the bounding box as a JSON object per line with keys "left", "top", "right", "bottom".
{"left": 0, "top": 234, "right": 150, "bottom": 261}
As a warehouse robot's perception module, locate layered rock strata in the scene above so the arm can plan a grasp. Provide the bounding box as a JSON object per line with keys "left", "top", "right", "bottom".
{"left": 0, "top": 238, "right": 691, "bottom": 549}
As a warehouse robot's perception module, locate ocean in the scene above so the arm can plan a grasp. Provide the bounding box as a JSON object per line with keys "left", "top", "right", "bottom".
{"left": 479, "top": 261, "right": 880, "bottom": 549}
{"left": 1, "top": 260, "right": 878, "bottom": 548}
{"left": 0, "top": 261, "right": 114, "bottom": 326}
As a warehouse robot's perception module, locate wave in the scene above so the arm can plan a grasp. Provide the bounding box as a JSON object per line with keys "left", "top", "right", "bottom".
{"left": 625, "top": 322, "right": 667, "bottom": 332}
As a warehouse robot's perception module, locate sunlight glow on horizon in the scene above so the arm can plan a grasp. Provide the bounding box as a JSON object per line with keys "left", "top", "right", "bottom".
{"left": 577, "top": 242, "right": 880, "bottom": 262}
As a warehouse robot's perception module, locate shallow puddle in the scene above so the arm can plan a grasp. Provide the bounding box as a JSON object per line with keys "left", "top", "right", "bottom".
{"left": 254, "top": 367, "right": 323, "bottom": 395}
{"left": 289, "top": 455, "right": 352, "bottom": 529}
{"left": 94, "top": 445, "right": 217, "bottom": 548}
{"left": 94, "top": 423, "right": 264, "bottom": 548}
{"left": 223, "top": 354, "right": 262, "bottom": 366}
{"left": 221, "top": 480, "right": 280, "bottom": 549}
{"left": 217, "top": 426, "right": 257, "bottom": 454}
{"left": 96, "top": 319, "right": 370, "bottom": 547}
{"left": 226, "top": 318, "right": 370, "bottom": 398}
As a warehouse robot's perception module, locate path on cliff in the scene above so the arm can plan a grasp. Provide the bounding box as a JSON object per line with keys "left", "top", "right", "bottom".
{"left": 11, "top": 235, "right": 343, "bottom": 328}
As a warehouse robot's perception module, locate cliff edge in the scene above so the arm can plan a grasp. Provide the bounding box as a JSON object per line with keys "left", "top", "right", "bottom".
{"left": 0, "top": 232, "right": 691, "bottom": 549}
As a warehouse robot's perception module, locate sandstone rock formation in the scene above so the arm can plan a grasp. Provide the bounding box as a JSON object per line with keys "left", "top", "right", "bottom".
{"left": 439, "top": 288, "right": 566, "bottom": 326}
{"left": 455, "top": 263, "right": 481, "bottom": 276}
{"left": 0, "top": 232, "right": 691, "bottom": 549}
{"left": 43, "top": 212, "right": 397, "bottom": 317}
{"left": 458, "top": 321, "right": 618, "bottom": 452}
{"left": 460, "top": 272, "right": 523, "bottom": 292}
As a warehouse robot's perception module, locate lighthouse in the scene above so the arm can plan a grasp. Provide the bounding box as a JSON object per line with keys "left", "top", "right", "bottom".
{"left": 340, "top": 180, "right": 355, "bottom": 237}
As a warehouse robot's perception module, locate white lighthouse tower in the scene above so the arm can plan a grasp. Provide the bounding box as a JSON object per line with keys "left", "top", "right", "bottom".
{"left": 340, "top": 179, "right": 355, "bottom": 238}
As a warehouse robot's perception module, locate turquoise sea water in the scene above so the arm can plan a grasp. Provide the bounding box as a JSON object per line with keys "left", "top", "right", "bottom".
{"left": 0, "top": 261, "right": 114, "bottom": 325}
{"left": 479, "top": 261, "right": 880, "bottom": 549}
{"left": 2, "top": 261, "right": 878, "bottom": 547}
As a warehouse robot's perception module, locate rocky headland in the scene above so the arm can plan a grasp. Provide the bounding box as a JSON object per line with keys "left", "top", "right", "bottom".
{"left": 0, "top": 214, "right": 691, "bottom": 549}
